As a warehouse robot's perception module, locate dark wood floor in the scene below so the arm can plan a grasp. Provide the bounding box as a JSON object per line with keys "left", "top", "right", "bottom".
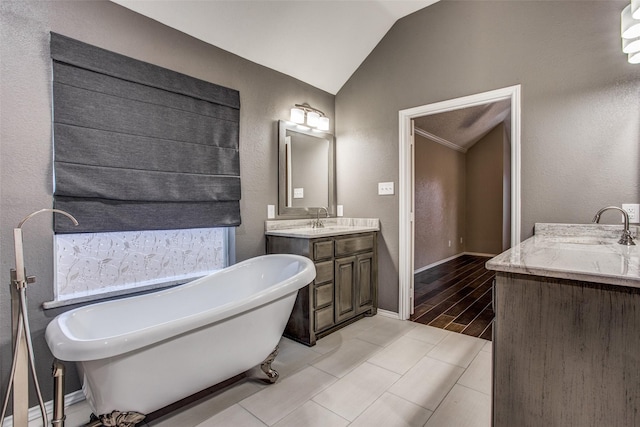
{"left": 410, "top": 254, "right": 495, "bottom": 341}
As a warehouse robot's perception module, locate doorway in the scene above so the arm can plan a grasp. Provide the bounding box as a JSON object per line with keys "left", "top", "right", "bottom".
{"left": 398, "top": 85, "right": 522, "bottom": 320}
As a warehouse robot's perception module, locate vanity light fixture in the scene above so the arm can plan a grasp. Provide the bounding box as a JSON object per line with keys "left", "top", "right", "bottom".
{"left": 289, "top": 103, "right": 330, "bottom": 131}
{"left": 622, "top": 2, "right": 640, "bottom": 63}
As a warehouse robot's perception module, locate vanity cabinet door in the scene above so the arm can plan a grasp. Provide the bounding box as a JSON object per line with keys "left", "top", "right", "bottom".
{"left": 335, "top": 252, "right": 375, "bottom": 322}
{"left": 335, "top": 256, "right": 357, "bottom": 323}
{"left": 355, "top": 252, "right": 374, "bottom": 314}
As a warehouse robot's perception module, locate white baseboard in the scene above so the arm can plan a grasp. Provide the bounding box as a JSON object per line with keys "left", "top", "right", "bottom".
{"left": 464, "top": 251, "right": 497, "bottom": 258}
{"left": 414, "top": 253, "right": 464, "bottom": 274}
{"left": 376, "top": 308, "right": 400, "bottom": 319}
{"left": 2, "top": 390, "right": 85, "bottom": 427}
{"left": 414, "top": 251, "right": 497, "bottom": 274}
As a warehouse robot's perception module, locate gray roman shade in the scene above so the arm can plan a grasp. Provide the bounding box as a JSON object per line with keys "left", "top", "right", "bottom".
{"left": 50, "top": 32, "right": 241, "bottom": 233}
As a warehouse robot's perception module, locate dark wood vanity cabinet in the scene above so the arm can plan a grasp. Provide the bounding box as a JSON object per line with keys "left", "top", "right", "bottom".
{"left": 492, "top": 272, "right": 640, "bottom": 426}
{"left": 266, "top": 232, "right": 378, "bottom": 346}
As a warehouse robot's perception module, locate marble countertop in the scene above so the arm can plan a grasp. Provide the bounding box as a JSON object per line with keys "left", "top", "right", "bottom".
{"left": 486, "top": 223, "right": 640, "bottom": 288}
{"left": 265, "top": 218, "right": 379, "bottom": 238}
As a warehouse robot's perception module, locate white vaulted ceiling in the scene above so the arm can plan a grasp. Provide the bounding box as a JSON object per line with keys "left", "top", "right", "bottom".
{"left": 110, "top": 0, "right": 439, "bottom": 94}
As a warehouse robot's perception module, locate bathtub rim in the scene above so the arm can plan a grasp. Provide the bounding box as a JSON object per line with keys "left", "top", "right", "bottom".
{"left": 45, "top": 254, "right": 315, "bottom": 361}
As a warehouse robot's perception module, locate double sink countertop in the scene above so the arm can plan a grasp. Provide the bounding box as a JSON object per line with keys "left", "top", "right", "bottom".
{"left": 486, "top": 223, "right": 640, "bottom": 288}
{"left": 265, "top": 218, "right": 380, "bottom": 238}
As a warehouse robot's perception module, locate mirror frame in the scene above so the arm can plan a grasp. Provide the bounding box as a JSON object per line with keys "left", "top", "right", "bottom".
{"left": 278, "top": 120, "right": 336, "bottom": 218}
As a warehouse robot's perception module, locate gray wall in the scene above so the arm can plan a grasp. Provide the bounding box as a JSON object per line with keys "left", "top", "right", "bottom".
{"left": 0, "top": 0, "right": 333, "bottom": 405}
{"left": 414, "top": 135, "right": 466, "bottom": 268}
{"left": 335, "top": 0, "right": 639, "bottom": 312}
{"left": 466, "top": 123, "right": 505, "bottom": 255}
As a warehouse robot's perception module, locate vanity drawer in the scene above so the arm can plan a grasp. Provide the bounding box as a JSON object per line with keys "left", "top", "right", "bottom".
{"left": 335, "top": 234, "right": 374, "bottom": 257}
{"left": 314, "top": 261, "right": 333, "bottom": 284}
{"left": 314, "top": 282, "right": 333, "bottom": 308}
{"left": 313, "top": 240, "right": 334, "bottom": 260}
{"left": 314, "top": 304, "right": 334, "bottom": 332}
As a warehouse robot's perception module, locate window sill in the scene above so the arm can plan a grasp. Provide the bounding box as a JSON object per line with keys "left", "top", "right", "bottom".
{"left": 42, "top": 277, "right": 200, "bottom": 310}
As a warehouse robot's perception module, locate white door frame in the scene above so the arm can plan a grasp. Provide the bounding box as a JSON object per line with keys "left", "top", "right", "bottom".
{"left": 398, "top": 85, "right": 522, "bottom": 320}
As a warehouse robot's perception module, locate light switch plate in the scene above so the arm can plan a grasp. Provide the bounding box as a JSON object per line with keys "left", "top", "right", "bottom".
{"left": 378, "top": 182, "right": 394, "bottom": 195}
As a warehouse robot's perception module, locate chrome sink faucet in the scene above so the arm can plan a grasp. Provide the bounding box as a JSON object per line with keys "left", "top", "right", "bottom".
{"left": 592, "top": 206, "right": 636, "bottom": 246}
{"left": 312, "top": 207, "right": 329, "bottom": 228}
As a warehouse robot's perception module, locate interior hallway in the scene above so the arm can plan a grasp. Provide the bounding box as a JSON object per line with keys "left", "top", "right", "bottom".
{"left": 411, "top": 255, "right": 495, "bottom": 340}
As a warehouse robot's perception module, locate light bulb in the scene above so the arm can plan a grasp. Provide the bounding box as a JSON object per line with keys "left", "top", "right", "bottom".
{"left": 306, "top": 111, "right": 320, "bottom": 128}
{"left": 622, "top": 5, "right": 640, "bottom": 39}
{"left": 633, "top": 0, "right": 640, "bottom": 20}
{"left": 290, "top": 107, "right": 305, "bottom": 124}
{"left": 317, "top": 116, "right": 330, "bottom": 131}
{"left": 629, "top": 50, "right": 640, "bottom": 64}
{"left": 623, "top": 36, "right": 640, "bottom": 53}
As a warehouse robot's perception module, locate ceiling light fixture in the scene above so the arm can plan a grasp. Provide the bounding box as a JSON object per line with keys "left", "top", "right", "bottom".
{"left": 622, "top": 3, "right": 640, "bottom": 63}
{"left": 289, "top": 103, "right": 330, "bottom": 131}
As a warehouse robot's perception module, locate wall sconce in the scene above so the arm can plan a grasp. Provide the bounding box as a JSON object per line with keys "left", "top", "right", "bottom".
{"left": 621, "top": 1, "right": 640, "bottom": 63}
{"left": 290, "top": 103, "right": 330, "bottom": 131}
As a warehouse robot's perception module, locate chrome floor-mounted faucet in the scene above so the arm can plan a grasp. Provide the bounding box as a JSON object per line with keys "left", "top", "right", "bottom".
{"left": 592, "top": 206, "right": 636, "bottom": 246}
{"left": 1, "top": 208, "right": 78, "bottom": 427}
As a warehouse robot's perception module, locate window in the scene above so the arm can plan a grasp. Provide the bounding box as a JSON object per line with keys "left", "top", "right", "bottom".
{"left": 52, "top": 227, "right": 230, "bottom": 304}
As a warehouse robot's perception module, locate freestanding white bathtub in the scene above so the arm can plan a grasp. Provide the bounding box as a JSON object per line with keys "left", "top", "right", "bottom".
{"left": 45, "top": 254, "right": 316, "bottom": 424}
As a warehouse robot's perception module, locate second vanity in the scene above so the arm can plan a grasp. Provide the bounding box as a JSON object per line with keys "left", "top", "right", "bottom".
{"left": 487, "top": 223, "right": 640, "bottom": 426}
{"left": 265, "top": 218, "right": 379, "bottom": 346}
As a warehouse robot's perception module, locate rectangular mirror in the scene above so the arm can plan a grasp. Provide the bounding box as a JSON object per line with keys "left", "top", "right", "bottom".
{"left": 278, "top": 120, "right": 336, "bottom": 217}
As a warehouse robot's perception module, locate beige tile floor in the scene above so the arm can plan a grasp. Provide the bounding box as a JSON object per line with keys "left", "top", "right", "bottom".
{"left": 63, "top": 315, "right": 492, "bottom": 427}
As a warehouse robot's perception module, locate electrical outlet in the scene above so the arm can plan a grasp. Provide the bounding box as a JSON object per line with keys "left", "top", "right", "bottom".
{"left": 622, "top": 204, "right": 640, "bottom": 223}
{"left": 337, "top": 205, "right": 344, "bottom": 217}
{"left": 378, "top": 182, "right": 394, "bottom": 195}
{"left": 267, "top": 205, "right": 275, "bottom": 219}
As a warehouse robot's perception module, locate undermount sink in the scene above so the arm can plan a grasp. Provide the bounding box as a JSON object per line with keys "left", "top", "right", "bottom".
{"left": 310, "top": 225, "right": 353, "bottom": 231}
{"left": 281, "top": 225, "right": 364, "bottom": 235}
{"left": 543, "top": 235, "right": 617, "bottom": 245}
{"left": 264, "top": 218, "right": 380, "bottom": 238}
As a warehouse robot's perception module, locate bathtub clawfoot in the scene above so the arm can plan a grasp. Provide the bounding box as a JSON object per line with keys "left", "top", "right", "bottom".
{"left": 46, "top": 255, "right": 316, "bottom": 417}
{"left": 86, "top": 410, "right": 145, "bottom": 427}
{"left": 260, "top": 346, "right": 279, "bottom": 383}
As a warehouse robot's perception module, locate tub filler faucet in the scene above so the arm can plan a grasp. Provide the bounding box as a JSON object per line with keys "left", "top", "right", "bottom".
{"left": 313, "top": 207, "right": 329, "bottom": 228}
{"left": 1, "top": 208, "right": 78, "bottom": 427}
{"left": 592, "top": 206, "right": 636, "bottom": 246}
